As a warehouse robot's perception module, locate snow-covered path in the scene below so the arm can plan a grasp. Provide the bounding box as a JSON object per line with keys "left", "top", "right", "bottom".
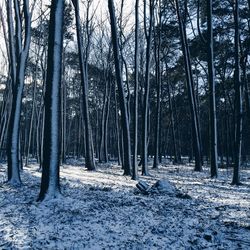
{"left": 0, "top": 162, "right": 250, "bottom": 249}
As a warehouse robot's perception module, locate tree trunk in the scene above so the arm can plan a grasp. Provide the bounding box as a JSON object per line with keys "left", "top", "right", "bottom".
{"left": 38, "top": 0, "right": 64, "bottom": 201}
{"left": 60, "top": 46, "right": 67, "bottom": 164}
{"left": 99, "top": 74, "right": 109, "bottom": 163}
{"left": 153, "top": 5, "right": 162, "bottom": 169}
{"left": 114, "top": 89, "right": 122, "bottom": 165}
{"left": 166, "top": 73, "right": 178, "bottom": 164}
{"left": 132, "top": 0, "right": 140, "bottom": 180}
{"left": 142, "top": 0, "right": 154, "bottom": 175}
{"left": 25, "top": 52, "right": 39, "bottom": 166}
{"left": 108, "top": 0, "right": 131, "bottom": 175}
{"left": 72, "top": 0, "right": 95, "bottom": 171}
{"left": 175, "top": 0, "right": 202, "bottom": 171}
{"left": 207, "top": 0, "right": 218, "bottom": 177}
{"left": 7, "top": 0, "right": 31, "bottom": 186}
{"left": 232, "top": 0, "right": 242, "bottom": 185}
{"left": 104, "top": 79, "right": 111, "bottom": 162}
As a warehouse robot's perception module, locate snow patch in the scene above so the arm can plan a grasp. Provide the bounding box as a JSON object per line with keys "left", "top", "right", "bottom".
{"left": 0, "top": 162, "right": 250, "bottom": 249}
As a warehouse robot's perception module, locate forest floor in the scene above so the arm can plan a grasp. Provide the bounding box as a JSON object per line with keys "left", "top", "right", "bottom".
{"left": 0, "top": 159, "right": 250, "bottom": 249}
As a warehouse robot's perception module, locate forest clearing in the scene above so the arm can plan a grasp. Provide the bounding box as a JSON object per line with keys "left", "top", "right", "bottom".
{"left": 1, "top": 160, "right": 250, "bottom": 249}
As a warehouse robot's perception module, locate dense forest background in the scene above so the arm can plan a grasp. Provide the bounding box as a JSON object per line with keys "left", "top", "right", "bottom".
{"left": 0, "top": 0, "right": 249, "bottom": 198}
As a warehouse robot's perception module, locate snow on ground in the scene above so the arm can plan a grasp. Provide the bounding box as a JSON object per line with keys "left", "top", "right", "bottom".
{"left": 0, "top": 160, "right": 250, "bottom": 249}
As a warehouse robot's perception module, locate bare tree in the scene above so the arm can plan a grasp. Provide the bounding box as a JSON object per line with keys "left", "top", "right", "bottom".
{"left": 175, "top": 0, "right": 202, "bottom": 171}
{"left": 232, "top": 0, "right": 242, "bottom": 185}
{"left": 7, "top": 0, "right": 33, "bottom": 185}
{"left": 38, "top": 0, "right": 65, "bottom": 201}
{"left": 207, "top": 0, "right": 218, "bottom": 177}
{"left": 72, "top": 0, "right": 96, "bottom": 171}
{"left": 153, "top": 0, "right": 162, "bottom": 169}
{"left": 108, "top": 0, "right": 131, "bottom": 175}
{"left": 132, "top": 0, "right": 140, "bottom": 180}
{"left": 141, "top": 0, "right": 154, "bottom": 175}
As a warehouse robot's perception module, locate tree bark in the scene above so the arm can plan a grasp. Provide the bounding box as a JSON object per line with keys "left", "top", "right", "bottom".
{"left": 72, "top": 0, "right": 96, "bottom": 170}
{"left": 104, "top": 79, "right": 111, "bottom": 162}
{"left": 175, "top": 0, "right": 202, "bottom": 171}
{"left": 142, "top": 0, "right": 154, "bottom": 175}
{"left": 132, "top": 0, "right": 140, "bottom": 180}
{"left": 232, "top": 0, "right": 242, "bottom": 185}
{"left": 108, "top": 0, "right": 131, "bottom": 175}
{"left": 7, "top": 0, "right": 31, "bottom": 185}
{"left": 153, "top": 0, "right": 162, "bottom": 169}
{"left": 38, "top": 0, "right": 64, "bottom": 201}
{"left": 114, "top": 89, "right": 122, "bottom": 166}
{"left": 99, "top": 73, "right": 109, "bottom": 163}
{"left": 207, "top": 0, "right": 218, "bottom": 178}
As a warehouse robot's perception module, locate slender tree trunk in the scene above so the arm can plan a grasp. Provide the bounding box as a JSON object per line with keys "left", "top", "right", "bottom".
{"left": 232, "top": 0, "right": 242, "bottom": 185}
{"left": 0, "top": 82, "right": 12, "bottom": 152}
{"left": 153, "top": 1, "right": 162, "bottom": 169}
{"left": 108, "top": 0, "right": 131, "bottom": 175}
{"left": 95, "top": 108, "right": 99, "bottom": 159}
{"left": 132, "top": 0, "right": 140, "bottom": 180}
{"left": 37, "top": 50, "right": 47, "bottom": 167}
{"left": 175, "top": 0, "right": 202, "bottom": 171}
{"left": 25, "top": 55, "right": 39, "bottom": 166}
{"left": 104, "top": 79, "right": 111, "bottom": 162}
{"left": 225, "top": 109, "right": 230, "bottom": 168}
{"left": 7, "top": 0, "right": 31, "bottom": 185}
{"left": 78, "top": 115, "right": 83, "bottom": 158}
{"left": 207, "top": 0, "right": 218, "bottom": 177}
{"left": 72, "top": 0, "right": 95, "bottom": 170}
{"left": 36, "top": 103, "right": 43, "bottom": 165}
{"left": 142, "top": 0, "right": 154, "bottom": 175}
{"left": 166, "top": 73, "right": 178, "bottom": 164}
{"left": 60, "top": 47, "right": 66, "bottom": 164}
{"left": 99, "top": 75, "right": 109, "bottom": 163}
{"left": 172, "top": 88, "right": 182, "bottom": 162}
{"left": 242, "top": 59, "right": 250, "bottom": 118}
{"left": 184, "top": 3, "right": 203, "bottom": 168}
{"left": 114, "top": 89, "right": 122, "bottom": 165}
